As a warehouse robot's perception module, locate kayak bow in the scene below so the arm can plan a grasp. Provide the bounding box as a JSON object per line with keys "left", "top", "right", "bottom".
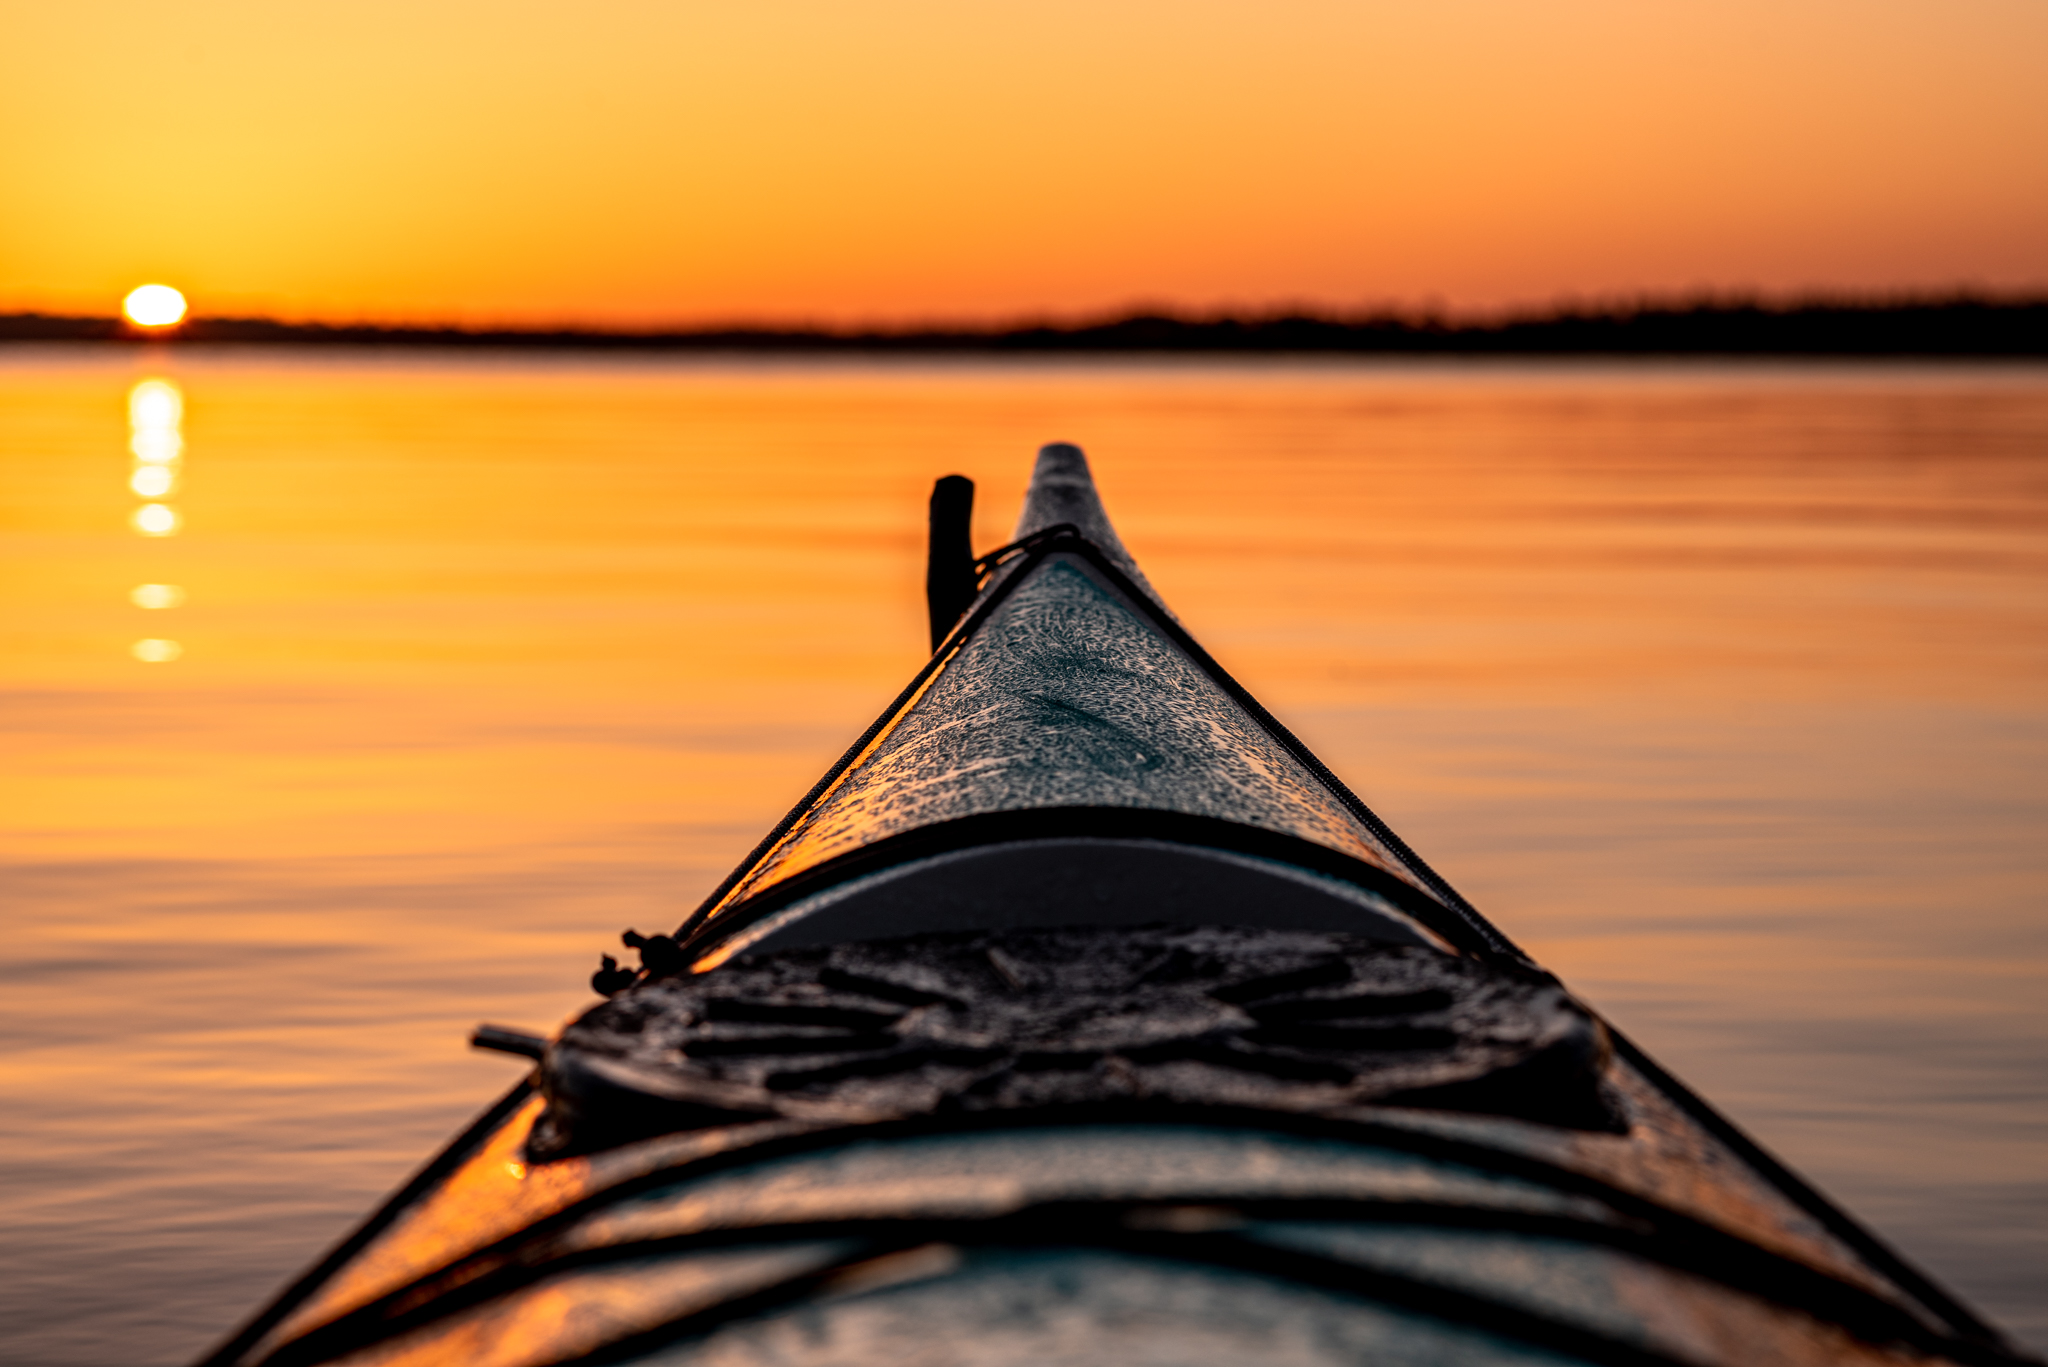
{"left": 200, "top": 443, "right": 2033, "bottom": 1367}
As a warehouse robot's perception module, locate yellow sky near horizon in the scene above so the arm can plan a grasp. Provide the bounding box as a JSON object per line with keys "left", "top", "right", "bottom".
{"left": 3, "top": 0, "right": 2046, "bottom": 327}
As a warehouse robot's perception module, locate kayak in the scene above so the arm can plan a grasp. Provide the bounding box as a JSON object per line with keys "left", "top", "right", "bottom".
{"left": 200, "top": 444, "right": 2032, "bottom": 1367}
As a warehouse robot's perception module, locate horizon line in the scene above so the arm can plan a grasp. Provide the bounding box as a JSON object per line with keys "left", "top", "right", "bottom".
{"left": 5, "top": 292, "right": 2046, "bottom": 355}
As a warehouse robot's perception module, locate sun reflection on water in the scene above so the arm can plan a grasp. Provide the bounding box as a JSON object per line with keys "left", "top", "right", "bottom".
{"left": 129, "top": 465, "right": 177, "bottom": 498}
{"left": 131, "top": 428, "right": 184, "bottom": 464}
{"left": 129, "top": 377, "right": 182, "bottom": 429}
{"left": 130, "top": 584, "right": 186, "bottom": 610}
{"left": 128, "top": 378, "right": 185, "bottom": 543}
{"left": 127, "top": 377, "right": 187, "bottom": 654}
{"left": 131, "top": 503, "right": 180, "bottom": 536}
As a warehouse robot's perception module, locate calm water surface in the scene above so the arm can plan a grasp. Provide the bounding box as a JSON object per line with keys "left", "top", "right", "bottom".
{"left": 3, "top": 350, "right": 2044, "bottom": 1362}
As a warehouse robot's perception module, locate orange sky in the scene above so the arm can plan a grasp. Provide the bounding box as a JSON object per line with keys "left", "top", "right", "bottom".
{"left": 3, "top": 0, "right": 2045, "bottom": 327}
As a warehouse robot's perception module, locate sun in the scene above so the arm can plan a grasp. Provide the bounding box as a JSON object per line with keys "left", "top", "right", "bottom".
{"left": 123, "top": 284, "right": 188, "bottom": 328}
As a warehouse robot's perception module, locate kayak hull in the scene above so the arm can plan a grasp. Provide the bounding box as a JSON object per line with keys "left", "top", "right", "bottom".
{"left": 197, "top": 445, "right": 2031, "bottom": 1367}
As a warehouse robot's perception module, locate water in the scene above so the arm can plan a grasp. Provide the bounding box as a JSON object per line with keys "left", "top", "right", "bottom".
{"left": 2, "top": 349, "right": 2043, "bottom": 1363}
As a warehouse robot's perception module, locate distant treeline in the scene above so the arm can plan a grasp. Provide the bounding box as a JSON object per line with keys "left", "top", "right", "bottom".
{"left": 5, "top": 297, "right": 2046, "bottom": 355}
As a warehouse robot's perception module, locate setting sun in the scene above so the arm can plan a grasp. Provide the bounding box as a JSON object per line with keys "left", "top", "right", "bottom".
{"left": 122, "top": 284, "right": 187, "bottom": 328}
{"left": 4, "top": 3, "right": 2042, "bottom": 325}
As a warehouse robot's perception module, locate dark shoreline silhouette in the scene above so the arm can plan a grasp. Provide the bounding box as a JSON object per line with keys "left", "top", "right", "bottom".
{"left": 5, "top": 296, "right": 2045, "bottom": 355}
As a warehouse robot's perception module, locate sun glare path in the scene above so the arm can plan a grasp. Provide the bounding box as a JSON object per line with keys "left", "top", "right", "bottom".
{"left": 124, "top": 285, "right": 187, "bottom": 328}
{"left": 131, "top": 430, "right": 184, "bottom": 463}
{"left": 132, "top": 503, "right": 179, "bottom": 536}
{"left": 130, "top": 466, "right": 177, "bottom": 498}
{"left": 131, "top": 584, "right": 186, "bottom": 610}
{"left": 129, "top": 377, "right": 184, "bottom": 541}
{"left": 125, "top": 374, "right": 188, "bottom": 652}
{"left": 130, "top": 378, "right": 182, "bottom": 429}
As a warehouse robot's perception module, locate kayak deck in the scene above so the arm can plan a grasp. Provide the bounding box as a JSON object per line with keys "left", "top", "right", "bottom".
{"left": 197, "top": 445, "right": 2031, "bottom": 1367}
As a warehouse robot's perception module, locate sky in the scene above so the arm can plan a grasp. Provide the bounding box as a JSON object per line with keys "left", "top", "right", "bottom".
{"left": 3, "top": 0, "right": 2045, "bottom": 327}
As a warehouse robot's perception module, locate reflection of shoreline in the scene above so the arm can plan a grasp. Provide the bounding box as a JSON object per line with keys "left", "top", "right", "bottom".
{"left": 3, "top": 298, "right": 2046, "bottom": 355}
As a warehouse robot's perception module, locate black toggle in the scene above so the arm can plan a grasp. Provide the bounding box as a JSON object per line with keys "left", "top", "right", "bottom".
{"left": 590, "top": 953, "right": 638, "bottom": 997}
{"left": 623, "top": 929, "right": 688, "bottom": 978}
{"left": 925, "top": 475, "right": 977, "bottom": 651}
